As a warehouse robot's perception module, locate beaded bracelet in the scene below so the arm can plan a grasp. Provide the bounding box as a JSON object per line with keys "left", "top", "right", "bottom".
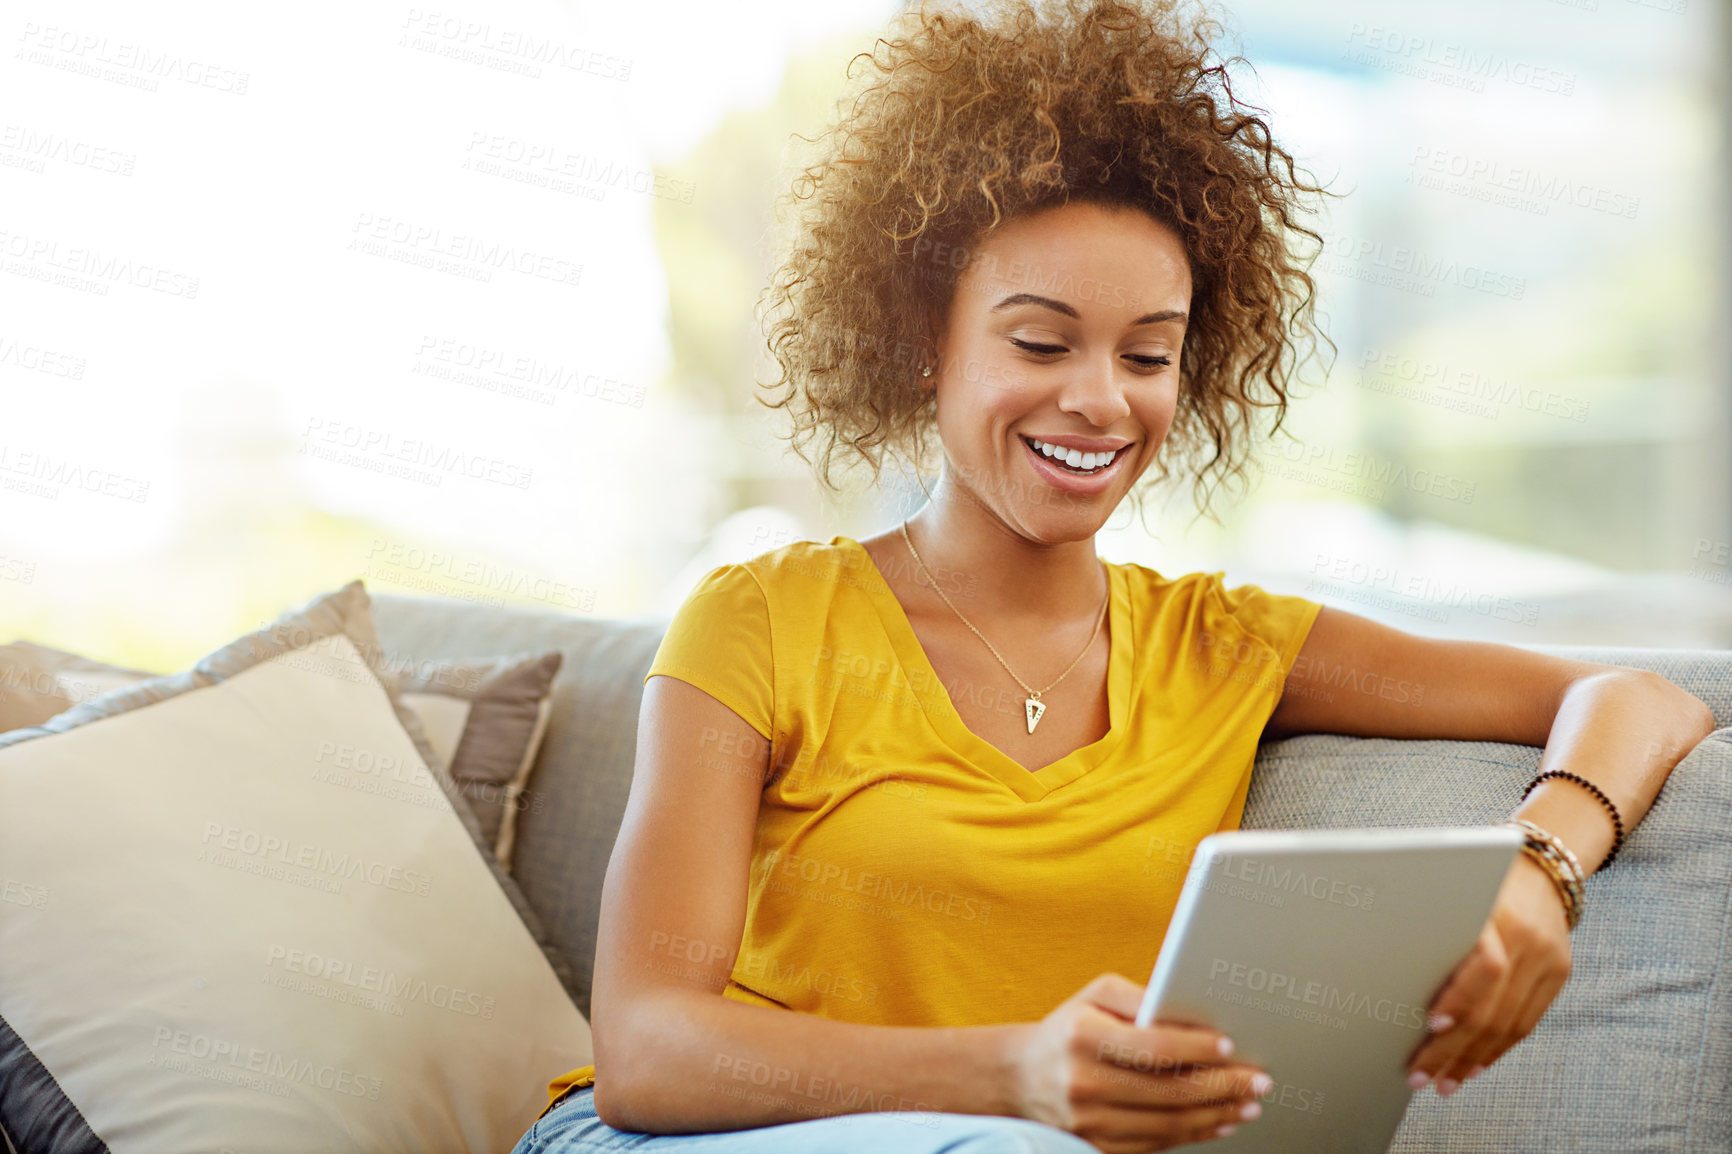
{"left": 1519, "top": 770, "right": 1625, "bottom": 870}
{"left": 1506, "top": 818, "right": 1586, "bottom": 931}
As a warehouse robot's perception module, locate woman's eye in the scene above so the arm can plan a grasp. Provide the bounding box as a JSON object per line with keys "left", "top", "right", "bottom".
{"left": 1009, "top": 338, "right": 1171, "bottom": 370}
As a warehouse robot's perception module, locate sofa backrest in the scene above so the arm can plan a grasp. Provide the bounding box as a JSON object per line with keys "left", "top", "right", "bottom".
{"left": 371, "top": 589, "right": 1732, "bottom": 1034}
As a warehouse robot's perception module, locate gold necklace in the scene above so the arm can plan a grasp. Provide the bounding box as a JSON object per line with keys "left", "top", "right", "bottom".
{"left": 898, "top": 521, "right": 1108, "bottom": 735}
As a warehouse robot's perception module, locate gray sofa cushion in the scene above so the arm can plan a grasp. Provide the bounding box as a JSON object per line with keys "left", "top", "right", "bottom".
{"left": 1248, "top": 726, "right": 1732, "bottom": 1153}
{"left": 372, "top": 591, "right": 1732, "bottom": 1148}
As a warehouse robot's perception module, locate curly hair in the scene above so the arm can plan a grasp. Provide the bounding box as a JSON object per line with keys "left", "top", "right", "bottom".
{"left": 755, "top": 0, "right": 1333, "bottom": 517}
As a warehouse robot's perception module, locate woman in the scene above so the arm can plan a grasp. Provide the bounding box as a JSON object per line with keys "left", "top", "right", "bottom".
{"left": 513, "top": 1, "right": 1717, "bottom": 1150}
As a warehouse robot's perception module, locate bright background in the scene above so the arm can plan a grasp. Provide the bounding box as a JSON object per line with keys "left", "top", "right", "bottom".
{"left": 2, "top": 0, "right": 1728, "bottom": 672}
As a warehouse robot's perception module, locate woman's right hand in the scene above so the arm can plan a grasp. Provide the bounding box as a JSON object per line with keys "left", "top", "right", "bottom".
{"left": 1005, "top": 973, "right": 1270, "bottom": 1154}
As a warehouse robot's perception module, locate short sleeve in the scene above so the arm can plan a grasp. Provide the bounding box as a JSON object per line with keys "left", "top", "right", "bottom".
{"left": 1207, "top": 575, "right": 1323, "bottom": 690}
{"left": 645, "top": 564, "right": 774, "bottom": 740}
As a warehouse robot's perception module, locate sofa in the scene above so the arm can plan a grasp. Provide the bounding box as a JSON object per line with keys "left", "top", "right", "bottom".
{"left": 5, "top": 584, "right": 1720, "bottom": 1154}
{"left": 362, "top": 588, "right": 1732, "bottom": 1153}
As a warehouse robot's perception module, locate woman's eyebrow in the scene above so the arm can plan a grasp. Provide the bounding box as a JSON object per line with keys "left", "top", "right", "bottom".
{"left": 989, "top": 292, "right": 1187, "bottom": 327}
{"left": 1130, "top": 308, "right": 1188, "bottom": 326}
{"left": 990, "top": 292, "right": 1080, "bottom": 318}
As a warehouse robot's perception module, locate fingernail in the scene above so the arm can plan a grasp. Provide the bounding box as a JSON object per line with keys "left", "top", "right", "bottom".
{"left": 1250, "top": 1073, "right": 1273, "bottom": 1095}
{"left": 1436, "top": 1078, "right": 1460, "bottom": 1098}
{"left": 1217, "top": 1036, "right": 1235, "bottom": 1058}
{"left": 1408, "top": 1070, "right": 1431, "bottom": 1090}
{"left": 1216, "top": 1125, "right": 1238, "bottom": 1138}
{"left": 1240, "top": 1101, "right": 1261, "bottom": 1121}
{"left": 1466, "top": 1065, "right": 1486, "bottom": 1081}
{"left": 1428, "top": 1013, "right": 1455, "bottom": 1032}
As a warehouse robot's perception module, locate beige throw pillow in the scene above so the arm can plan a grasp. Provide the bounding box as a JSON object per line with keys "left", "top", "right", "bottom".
{"left": 0, "top": 580, "right": 590, "bottom": 1153}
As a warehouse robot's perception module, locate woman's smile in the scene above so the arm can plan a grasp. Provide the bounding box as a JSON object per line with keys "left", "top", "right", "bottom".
{"left": 1017, "top": 433, "right": 1136, "bottom": 494}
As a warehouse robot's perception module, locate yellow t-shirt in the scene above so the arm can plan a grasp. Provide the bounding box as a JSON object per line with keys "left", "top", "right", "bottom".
{"left": 541, "top": 536, "right": 1321, "bottom": 1114}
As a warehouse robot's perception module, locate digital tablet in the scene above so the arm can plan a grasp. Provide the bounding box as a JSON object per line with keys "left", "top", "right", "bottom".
{"left": 1133, "top": 826, "right": 1524, "bottom": 1154}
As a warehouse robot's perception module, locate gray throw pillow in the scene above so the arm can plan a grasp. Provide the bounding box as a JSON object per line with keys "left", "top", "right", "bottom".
{"left": 396, "top": 650, "right": 562, "bottom": 869}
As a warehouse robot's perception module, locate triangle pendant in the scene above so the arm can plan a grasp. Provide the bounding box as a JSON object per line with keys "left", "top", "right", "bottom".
{"left": 1024, "top": 697, "right": 1046, "bottom": 734}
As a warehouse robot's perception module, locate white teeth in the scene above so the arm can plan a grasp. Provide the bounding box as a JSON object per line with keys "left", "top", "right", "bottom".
{"left": 1028, "top": 438, "right": 1119, "bottom": 473}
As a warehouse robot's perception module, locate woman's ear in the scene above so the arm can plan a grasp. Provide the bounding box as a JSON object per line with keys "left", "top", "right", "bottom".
{"left": 918, "top": 330, "right": 943, "bottom": 392}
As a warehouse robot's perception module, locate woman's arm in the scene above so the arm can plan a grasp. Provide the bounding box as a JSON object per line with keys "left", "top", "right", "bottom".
{"left": 1264, "top": 606, "right": 1716, "bottom": 865}
{"left": 590, "top": 676, "right": 1265, "bottom": 1147}
{"left": 1262, "top": 606, "right": 1718, "bottom": 1092}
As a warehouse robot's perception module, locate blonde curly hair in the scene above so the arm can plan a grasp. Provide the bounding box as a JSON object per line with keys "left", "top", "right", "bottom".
{"left": 755, "top": 0, "right": 1332, "bottom": 517}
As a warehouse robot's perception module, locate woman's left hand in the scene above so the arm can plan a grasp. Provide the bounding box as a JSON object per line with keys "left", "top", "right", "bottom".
{"left": 1405, "top": 855, "right": 1574, "bottom": 1097}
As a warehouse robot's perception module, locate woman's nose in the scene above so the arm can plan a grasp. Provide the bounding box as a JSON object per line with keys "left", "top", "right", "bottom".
{"left": 1056, "top": 356, "right": 1132, "bottom": 426}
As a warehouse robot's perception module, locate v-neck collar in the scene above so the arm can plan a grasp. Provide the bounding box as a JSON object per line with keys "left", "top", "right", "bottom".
{"left": 834, "top": 535, "right": 1132, "bottom": 802}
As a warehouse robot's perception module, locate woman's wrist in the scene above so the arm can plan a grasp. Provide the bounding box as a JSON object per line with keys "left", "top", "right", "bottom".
{"left": 1520, "top": 771, "right": 1625, "bottom": 871}
{"left": 1505, "top": 818, "right": 1586, "bottom": 930}
{"left": 983, "top": 1021, "right": 1035, "bottom": 1120}
{"left": 1510, "top": 782, "right": 1618, "bottom": 876}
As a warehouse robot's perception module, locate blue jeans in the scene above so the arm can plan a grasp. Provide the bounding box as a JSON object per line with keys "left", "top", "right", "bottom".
{"left": 510, "top": 1087, "right": 1097, "bottom": 1153}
